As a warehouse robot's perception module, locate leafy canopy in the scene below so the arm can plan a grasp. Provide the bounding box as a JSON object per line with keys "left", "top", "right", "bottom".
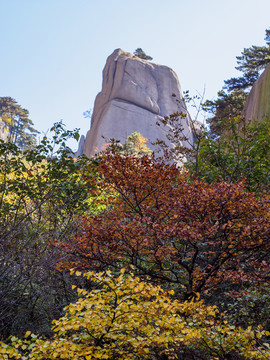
{"left": 0, "top": 122, "right": 100, "bottom": 338}
{"left": 56, "top": 152, "right": 270, "bottom": 300}
{"left": 1, "top": 270, "right": 269, "bottom": 360}
{"left": 187, "top": 118, "right": 270, "bottom": 192}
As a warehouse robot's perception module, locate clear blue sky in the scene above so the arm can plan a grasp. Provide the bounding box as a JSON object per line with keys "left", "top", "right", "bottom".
{"left": 1, "top": 0, "right": 270, "bottom": 149}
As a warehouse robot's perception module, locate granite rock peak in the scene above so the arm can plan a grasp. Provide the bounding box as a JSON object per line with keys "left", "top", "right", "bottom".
{"left": 81, "top": 49, "right": 196, "bottom": 158}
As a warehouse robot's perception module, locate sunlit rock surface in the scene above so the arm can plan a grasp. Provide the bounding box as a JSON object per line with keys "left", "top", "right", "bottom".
{"left": 0, "top": 121, "right": 7, "bottom": 141}
{"left": 82, "top": 49, "right": 196, "bottom": 157}
{"left": 243, "top": 63, "right": 270, "bottom": 122}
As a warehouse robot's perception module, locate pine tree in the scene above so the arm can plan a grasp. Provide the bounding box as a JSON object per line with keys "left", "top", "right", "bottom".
{"left": 133, "top": 48, "right": 153, "bottom": 60}
{"left": 204, "top": 27, "right": 270, "bottom": 136}
{"left": 0, "top": 97, "right": 39, "bottom": 150}
{"left": 224, "top": 27, "right": 270, "bottom": 92}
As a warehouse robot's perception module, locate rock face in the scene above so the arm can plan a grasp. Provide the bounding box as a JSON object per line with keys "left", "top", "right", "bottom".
{"left": 243, "top": 63, "right": 270, "bottom": 122}
{"left": 0, "top": 120, "right": 7, "bottom": 141}
{"left": 75, "top": 134, "right": 85, "bottom": 157}
{"left": 82, "top": 49, "right": 195, "bottom": 158}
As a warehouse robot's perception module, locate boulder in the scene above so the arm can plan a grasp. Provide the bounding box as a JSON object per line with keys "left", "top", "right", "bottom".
{"left": 243, "top": 63, "right": 270, "bottom": 122}
{"left": 83, "top": 49, "right": 196, "bottom": 158}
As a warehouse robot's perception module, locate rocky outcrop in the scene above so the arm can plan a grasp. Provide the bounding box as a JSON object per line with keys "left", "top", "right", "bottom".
{"left": 75, "top": 134, "right": 85, "bottom": 157}
{"left": 82, "top": 49, "right": 196, "bottom": 158}
{"left": 0, "top": 120, "right": 7, "bottom": 141}
{"left": 243, "top": 63, "right": 270, "bottom": 122}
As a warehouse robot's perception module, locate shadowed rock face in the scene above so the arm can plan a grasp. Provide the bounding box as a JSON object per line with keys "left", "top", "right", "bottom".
{"left": 82, "top": 49, "right": 195, "bottom": 158}
{"left": 243, "top": 63, "right": 270, "bottom": 122}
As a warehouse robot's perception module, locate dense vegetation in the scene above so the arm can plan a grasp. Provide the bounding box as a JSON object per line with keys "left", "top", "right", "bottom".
{"left": 0, "top": 123, "right": 98, "bottom": 339}
{"left": 0, "top": 30, "right": 270, "bottom": 359}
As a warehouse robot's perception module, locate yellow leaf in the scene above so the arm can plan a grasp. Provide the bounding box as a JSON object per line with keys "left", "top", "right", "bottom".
{"left": 24, "top": 331, "right": 31, "bottom": 338}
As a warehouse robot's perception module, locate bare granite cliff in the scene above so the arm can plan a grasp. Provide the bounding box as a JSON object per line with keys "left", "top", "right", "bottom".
{"left": 243, "top": 63, "right": 270, "bottom": 122}
{"left": 81, "top": 49, "right": 196, "bottom": 158}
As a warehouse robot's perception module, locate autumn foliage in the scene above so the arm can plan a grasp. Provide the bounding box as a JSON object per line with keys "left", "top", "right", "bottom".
{"left": 1, "top": 270, "right": 269, "bottom": 360}
{"left": 1, "top": 146, "right": 270, "bottom": 359}
{"left": 0, "top": 124, "right": 98, "bottom": 338}
{"left": 57, "top": 152, "right": 270, "bottom": 300}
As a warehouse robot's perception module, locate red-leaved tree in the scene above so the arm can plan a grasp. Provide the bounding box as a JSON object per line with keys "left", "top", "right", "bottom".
{"left": 56, "top": 153, "right": 270, "bottom": 299}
